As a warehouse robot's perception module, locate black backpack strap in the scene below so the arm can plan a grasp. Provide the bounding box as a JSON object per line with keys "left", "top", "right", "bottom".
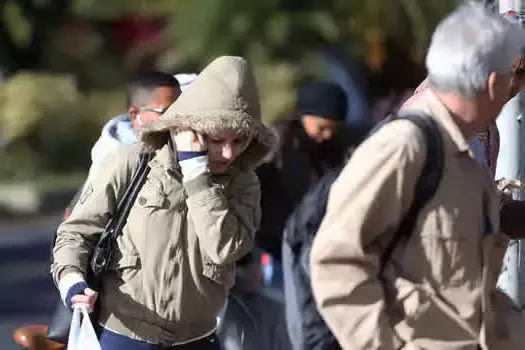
{"left": 90, "top": 152, "right": 153, "bottom": 280}
{"left": 378, "top": 113, "right": 444, "bottom": 276}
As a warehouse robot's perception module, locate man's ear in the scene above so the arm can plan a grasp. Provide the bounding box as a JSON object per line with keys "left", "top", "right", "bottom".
{"left": 174, "top": 86, "right": 182, "bottom": 100}
{"left": 487, "top": 72, "right": 498, "bottom": 101}
{"left": 129, "top": 105, "right": 139, "bottom": 121}
{"left": 129, "top": 105, "right": 141, "bottom": 128}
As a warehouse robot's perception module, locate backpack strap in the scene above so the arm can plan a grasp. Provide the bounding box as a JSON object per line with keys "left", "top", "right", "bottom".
{"left": 378, "top": 113, "right": 445, "bottom": 277}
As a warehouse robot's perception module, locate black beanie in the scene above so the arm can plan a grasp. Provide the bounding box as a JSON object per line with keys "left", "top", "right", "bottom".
{"left": 296, "top": 81, "right": 348, "bottom": 122}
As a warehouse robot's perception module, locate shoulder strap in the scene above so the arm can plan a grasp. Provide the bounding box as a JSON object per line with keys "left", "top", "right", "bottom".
{"left": 378, "top": 113, "right": 444, "bottom": 276}
{"left": 90, "top": 152, "right": 153, "bottom": 280}
{"left": 109, "top": 152, "right": 152, "bottom": 235}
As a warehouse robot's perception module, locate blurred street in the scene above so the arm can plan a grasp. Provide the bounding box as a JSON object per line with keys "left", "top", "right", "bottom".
{"left": 0, "top": 216, "right": 61, "bottom": 349}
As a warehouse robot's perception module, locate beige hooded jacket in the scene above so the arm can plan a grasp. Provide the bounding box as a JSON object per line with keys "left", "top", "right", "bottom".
{"left": 51, "top": 56, "right": 276, "bottom": 345}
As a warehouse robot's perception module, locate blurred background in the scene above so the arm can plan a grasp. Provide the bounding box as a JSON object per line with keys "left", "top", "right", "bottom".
{"left": 0, "top": 0, "right": 461, "bottom": 348}
{"left": 0, "top": 0, "right": 458, "bottom": 194}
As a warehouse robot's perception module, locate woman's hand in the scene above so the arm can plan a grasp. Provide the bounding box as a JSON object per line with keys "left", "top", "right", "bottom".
{"left": 173, "top": 130, "right": 207, "bottom": 152}
{"left": 71, "top": 288, "right": 98, "bottom": 313}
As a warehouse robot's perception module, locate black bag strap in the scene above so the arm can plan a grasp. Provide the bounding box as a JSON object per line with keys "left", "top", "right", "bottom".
{"left": 90, "top": 152, "right": 153, "bottom": 280}
{"left": 377, "top": 113, "right": 445, "bottom": 276}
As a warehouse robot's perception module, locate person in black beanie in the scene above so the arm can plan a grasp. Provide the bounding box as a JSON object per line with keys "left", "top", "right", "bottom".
{"left": 255, "top": 81, "right": 368, "bottom": 276}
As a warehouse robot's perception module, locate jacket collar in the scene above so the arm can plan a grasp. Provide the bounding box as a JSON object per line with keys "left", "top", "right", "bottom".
{"left": 403, "top": 89, "right": 471, "bottom": 155}
{"left": 148, "top": 142, "right": 179, "bottom": 174}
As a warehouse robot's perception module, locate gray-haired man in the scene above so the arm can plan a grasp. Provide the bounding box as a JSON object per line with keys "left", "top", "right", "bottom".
{"left": 311, "top": 2, "right": 525, "bottom": 349}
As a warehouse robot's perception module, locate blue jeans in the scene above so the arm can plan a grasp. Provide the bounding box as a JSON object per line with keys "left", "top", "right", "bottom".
{"left": 98, "top": 328, "right": 222, "bottom": 350}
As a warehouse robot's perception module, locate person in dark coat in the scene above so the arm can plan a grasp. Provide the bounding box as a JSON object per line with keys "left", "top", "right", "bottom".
{"left": 256, "top": 81, "right": 369, "bottom": 264}
{"left": 282, "top": 168, "right": 342, "bottom": 350}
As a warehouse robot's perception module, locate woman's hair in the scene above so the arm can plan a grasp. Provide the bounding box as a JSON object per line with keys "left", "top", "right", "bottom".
{"left": 426, "top": 1, "right": 523, "bottom": 98}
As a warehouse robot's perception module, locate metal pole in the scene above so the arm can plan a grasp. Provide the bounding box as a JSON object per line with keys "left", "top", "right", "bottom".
{"left": 498, "top": 0, "right": 514, "bottom": 14}
{"left": 496, "top": 1, "right": 525, "bottom": 309}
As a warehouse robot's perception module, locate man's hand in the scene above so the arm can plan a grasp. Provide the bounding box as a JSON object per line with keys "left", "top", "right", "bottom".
{"left": 172, "top": 130, "right": 207, "bottom": 152}
{"left": 496, "top": 178, "right": 523, "bottom": 206}
{"left": 496, "top": 179, "right": 525, "bottom": 239}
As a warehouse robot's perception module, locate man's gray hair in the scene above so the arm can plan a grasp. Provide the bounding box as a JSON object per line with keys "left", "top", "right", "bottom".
{"left": 426, "top": 1, "right": 524, "bottom": 98}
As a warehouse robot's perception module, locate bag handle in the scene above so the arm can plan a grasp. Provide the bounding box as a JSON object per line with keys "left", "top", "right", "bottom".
{"left": 90, "top": 152, "right": 153, "bottom": 281}
{"left": 67, "top": 305, "right": 82, "bottom": 348}
{"left": 67, "top": 305, "right": 101, "bottom": 350}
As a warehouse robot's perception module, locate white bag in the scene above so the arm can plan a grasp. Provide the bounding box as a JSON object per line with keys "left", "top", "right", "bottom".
{"left": 67, "top": 305, "right": 102, "bottom": 350}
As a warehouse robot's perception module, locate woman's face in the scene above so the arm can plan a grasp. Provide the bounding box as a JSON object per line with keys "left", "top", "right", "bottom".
{"left": 207, "top": 130, "right": 252, "bottom": 174}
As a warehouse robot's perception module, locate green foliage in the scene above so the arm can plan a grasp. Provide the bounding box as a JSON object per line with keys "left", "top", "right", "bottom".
{"left": 0, "top": 0, "right": 460, "bottom": 183}
{"left": 254, "top": 59, "right": 298, "bottom": 124}
{"left": 0, "top": 73, "right": 125, "bottom": 180}
{"left": 171, "top": 0, "right": 457, "bottom": 66}
{"left": 72, "top": 0, "right": 173, "bottom": 18}
{"left": 4, "top": 2, "right": 32, "bottom": 47}
{"left": 1, "top": 73, "right": 78, "bottom": 141}
{"left": 168, "top": 0, "right": 457, "bottom": 122}
{"left": 0, "top": 1, "right": 132, "bottom": 181}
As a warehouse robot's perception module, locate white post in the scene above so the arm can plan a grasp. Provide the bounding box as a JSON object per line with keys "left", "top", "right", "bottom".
{"left": 496, "top": 92, "right": 525, "bottom": 306}
{"left": 496, "top": 0, "right": 525, "bottom": 308}
{"left": 498, "top": 0, "right": 515, "bottom": 14}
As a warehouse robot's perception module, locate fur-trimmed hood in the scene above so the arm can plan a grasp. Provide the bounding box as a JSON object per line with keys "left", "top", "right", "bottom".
{"left": 140, "top": 56, "right": 277, "bottom": 170}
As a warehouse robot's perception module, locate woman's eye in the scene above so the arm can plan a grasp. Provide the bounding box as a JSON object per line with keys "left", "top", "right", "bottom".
{"left": 210, "top": 139, "right": 222, "bottom": 144}
{"left": 233, "top": 138, "right": 246, "bottom": 145}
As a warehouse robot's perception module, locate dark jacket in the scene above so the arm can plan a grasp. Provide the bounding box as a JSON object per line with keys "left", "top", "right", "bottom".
{"left": 282, "top": 169, "right": 342, "bottom": 350}
{"left": 256, "top": 117, "right": 365, "bottom": 260}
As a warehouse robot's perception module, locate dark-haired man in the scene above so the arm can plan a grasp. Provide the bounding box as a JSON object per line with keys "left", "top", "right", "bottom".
{"left": 63, "top": 72, "right": 194, "bottom": 219}
{"left": 90, "top": 72, "right": 188, "bottom": 173}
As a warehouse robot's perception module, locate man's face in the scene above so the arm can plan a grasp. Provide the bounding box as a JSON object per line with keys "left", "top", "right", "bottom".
{"left": 301, "top": 115, "right": 339, "bottom": 143}
{"left": 129, "top": 86, "right": 181, "bottom": 128}
{"left": 482, "top": 56, "right": 525, "bottom": 124}
{"left": 491, "top": 55, "right": 525, "bottom": 110}
{"left": 509, "top": 55, "right": 525, "bottom": 98}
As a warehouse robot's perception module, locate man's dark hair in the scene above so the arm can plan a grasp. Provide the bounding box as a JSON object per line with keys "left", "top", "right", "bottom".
{"left": 126, "top": 71, "right": 180, "bottom": 108}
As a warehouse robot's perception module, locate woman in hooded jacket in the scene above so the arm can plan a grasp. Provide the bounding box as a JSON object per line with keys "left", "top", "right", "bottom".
{"left": 51, "top": 56, "right": 276, "bottom": 350}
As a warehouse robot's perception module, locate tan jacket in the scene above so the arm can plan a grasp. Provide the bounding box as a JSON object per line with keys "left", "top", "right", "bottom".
{"left": 51, "top": 56, "right": 276, "bottom": 345}
{"left": 52, "top": 143, "right": 260, "bottom": 344}
{"left": 310, "top": 89, "right": 525, "bottom": 350}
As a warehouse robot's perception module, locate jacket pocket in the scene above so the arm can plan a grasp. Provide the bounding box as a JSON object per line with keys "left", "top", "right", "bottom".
{"left": 136, "top": 181, "right": 185, "bottom": 212}
{"left": 114, "top": 253, "right": 139, "bottom": 270}
{"left": 108, "top": 238, "right": 140, "bottom": 270}
{"left": 108, "top": 245, "right": 141, "bottom": 282}
{"left": 201, "top": 255, "right": 235, "bottom": 288}
{"left": 430, "top": 236, "right": 479, "bottom": 287}
{"left": 417, "top": 208, "right": 481, "bottom": 287}
{"left": 103, "top": 249, "right": 143, "bottom": 319}
{"left": 136, "top": 190, "right": 166, "bottom": 209}
{"left": 394, "top": 281, "right": 478, "bottom": 347}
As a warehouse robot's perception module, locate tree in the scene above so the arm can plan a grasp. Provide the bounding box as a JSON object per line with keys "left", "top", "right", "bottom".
{"left": 170, "top": 0, "right": 457, "bottom": 69}
{"left": 0, "top": 0, "right": 73, "bottom": 76}
{"left": 167, "top": 0, "right": 457, "bottom": 123}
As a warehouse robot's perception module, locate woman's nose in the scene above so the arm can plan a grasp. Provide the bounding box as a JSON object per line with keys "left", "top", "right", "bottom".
{"left": 222, "top": 145, "right": 233, "bottom": 160}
